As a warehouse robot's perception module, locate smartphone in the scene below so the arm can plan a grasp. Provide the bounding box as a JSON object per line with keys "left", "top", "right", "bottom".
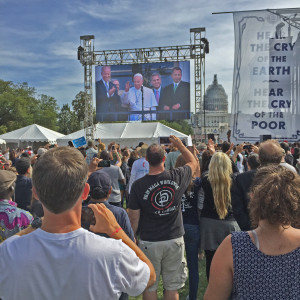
{"left": 243, "top": 144, "right": 252, "bottom": 151}
{"left": 81, "top": 206, "right": 96, "bottom": 226}
{"left": 98, "top": 160, "right": 111, "bottom": 167}
{"left": 159, "top": 137, "right": 170, "bottom": 145}
{"left": 111, "top": 145, "right": 115, "bottom": 151}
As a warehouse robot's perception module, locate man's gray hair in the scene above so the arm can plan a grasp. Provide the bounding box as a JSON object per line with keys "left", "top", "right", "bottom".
{"left": 101, "top": 65, "right": 111, "bottom": 72}
{"left": 134, "top": 73, "right": 143, "bottom": 80}
{"left": 151, "top": 73, "right": 161, "bottom": 79}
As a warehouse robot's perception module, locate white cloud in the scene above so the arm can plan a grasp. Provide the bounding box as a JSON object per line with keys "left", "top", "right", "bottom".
{"left": 49, "top": 42, "right": 78, "bottom": 60}
{"left": 1, "top": 0, "right": 300, "bottom": 109}
{"left": 78, "top": 0, "right": 132, "bottom": 20}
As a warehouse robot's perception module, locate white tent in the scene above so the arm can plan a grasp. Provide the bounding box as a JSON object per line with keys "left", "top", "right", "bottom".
{"left": 0, "top": 124, "right": 64, "bottom": 148}
{"left": 0, "top": 139, "right": 6, "bottom": 145}
{"left": 57, "top": 122, "right": 188, "bottom": 147}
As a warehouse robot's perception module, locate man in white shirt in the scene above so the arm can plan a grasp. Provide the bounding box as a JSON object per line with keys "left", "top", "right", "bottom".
{"left": 0, "top": 147, "right": 155, "bottom": 300}
{"left": 122, "top": 73, "right": 158, "bottom": 121}
{"left": 128, "top": 144, "right": 149, "bottom": 194}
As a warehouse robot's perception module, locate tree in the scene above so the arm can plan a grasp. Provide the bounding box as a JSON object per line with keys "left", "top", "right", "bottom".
{"left": 58, "top": 104, "right": 80, "bottom": 134}
{"left": 72, "top": 91, "right": 86, "bottom": 125}
{"left": 34, "top": 94, "right": 59, "bottom": 131}
{"left": 0, "top": 80, "right": 60, "bottom": 133}
{"left": 0, "top": 80, "right": 38, "bottom": 132}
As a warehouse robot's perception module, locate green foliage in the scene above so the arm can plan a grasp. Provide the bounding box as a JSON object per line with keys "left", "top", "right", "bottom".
{"left": 71, "top": 91, "right": 96, "bottom": 129}
{"left": 0, "top": 79, "right": 86, "bottom": 135}
{"left": 0, "top": 80, "right": 39, "bottom": 132}
{"left": 34, "top": 94, "right": 59, "bottom": 131}
{"left": 159, "top": 120, "right": 193, "bottom": 136}
{"left": 72, "top": 91, "right": 86, "bottom": 124}
{"left": 0, "top": 80, "right": 60, "bottom": 133}
{"left": 58, "top": 104, "right": 80, "bottom": 135}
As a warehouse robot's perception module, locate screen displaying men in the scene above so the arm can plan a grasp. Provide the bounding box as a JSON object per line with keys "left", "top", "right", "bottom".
{"left": 95, "top": 61, "right": 190, "bottom": 122}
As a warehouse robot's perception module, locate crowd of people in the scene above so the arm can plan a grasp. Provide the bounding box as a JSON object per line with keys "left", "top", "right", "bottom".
{"left": 0, "top": 137, "right": 300, "bottom": 300}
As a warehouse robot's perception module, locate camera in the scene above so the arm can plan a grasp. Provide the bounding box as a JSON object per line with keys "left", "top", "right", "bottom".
{"left": 111, "top": 145, "right": 115, "bottom": 151}
{"left": 98, "top": 160, "right": 111, "bottom": 167}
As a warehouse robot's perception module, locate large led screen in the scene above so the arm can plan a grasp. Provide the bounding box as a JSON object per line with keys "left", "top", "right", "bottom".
{"left": 95, "top": 61, "right": 190, "bottom": 122}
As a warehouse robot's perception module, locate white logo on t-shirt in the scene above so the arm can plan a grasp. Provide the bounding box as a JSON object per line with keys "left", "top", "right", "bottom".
{"left": 151, "top": 186, "right": 174, "bottom": 211}
{"left": 154, "top": 189, "right": 173, "bottom": 208}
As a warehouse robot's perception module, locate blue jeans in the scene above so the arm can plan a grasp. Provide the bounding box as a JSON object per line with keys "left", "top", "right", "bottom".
{"left": 184, "top": 223, "right": 200, "bottom": 300}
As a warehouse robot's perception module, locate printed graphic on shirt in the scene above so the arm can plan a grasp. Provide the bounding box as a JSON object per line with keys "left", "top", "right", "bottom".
{"left": 151, "top": 186, "right": 174, "bottom": 210}
{"left": 143, "top": 180, "right": 180, "bottom": 216}
{"left": 181, "top": 191, "right": 194, "bottom": 212}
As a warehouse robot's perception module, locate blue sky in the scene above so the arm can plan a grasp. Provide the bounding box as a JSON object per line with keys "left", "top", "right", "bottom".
{"left": 1, "top": 0, "right": 299, "bottom": 110}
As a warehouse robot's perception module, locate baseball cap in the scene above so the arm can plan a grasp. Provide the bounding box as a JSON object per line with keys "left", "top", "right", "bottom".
{"left": 87, "top": 171, "right": 111, "bottom": 193}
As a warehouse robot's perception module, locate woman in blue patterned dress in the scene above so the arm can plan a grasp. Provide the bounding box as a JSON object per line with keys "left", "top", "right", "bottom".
{"left": 204, "top": 165, "right": 300, "bottom": 300}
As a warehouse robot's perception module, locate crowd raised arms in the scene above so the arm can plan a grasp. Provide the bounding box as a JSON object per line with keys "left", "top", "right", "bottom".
{"left": 0, "top": 138, "right": 299, "bottom": 299}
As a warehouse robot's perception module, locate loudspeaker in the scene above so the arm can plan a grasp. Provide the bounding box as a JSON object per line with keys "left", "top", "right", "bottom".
{"left": 260, "top": 135, "right": 272, "bottom": 142}
{"left": 208, "top": 134, "right": 215, "bottom": 141}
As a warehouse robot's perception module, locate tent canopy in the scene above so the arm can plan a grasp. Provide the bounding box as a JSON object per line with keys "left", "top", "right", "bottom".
{"left": 0, "top": 124, "right": 64, "bottom": 144}
{"left": 0, "top": 139, "right": 6, "bottom": 145}
{"left": 57, "top": 122, "right": 188, "bottom": 147}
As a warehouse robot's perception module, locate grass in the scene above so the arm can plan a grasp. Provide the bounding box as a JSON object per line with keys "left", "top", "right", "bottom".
{"left": 129, "top": 257, "right": 208, "bottom": 300}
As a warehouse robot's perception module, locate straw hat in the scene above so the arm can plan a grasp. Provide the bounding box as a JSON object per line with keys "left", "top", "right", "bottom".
{"left": 137, "top": 144, "right": 148, "bottom": 157}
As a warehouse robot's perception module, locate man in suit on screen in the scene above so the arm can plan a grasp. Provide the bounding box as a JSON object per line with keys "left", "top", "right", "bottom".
{"left": 160, "top": 67, "right": 190, "bottom": 120}
{"left": 96, "top": 66, "right": 121, "bottom": 122}
{"left": 151, "top": 73, "right": 167, "bottom": 120}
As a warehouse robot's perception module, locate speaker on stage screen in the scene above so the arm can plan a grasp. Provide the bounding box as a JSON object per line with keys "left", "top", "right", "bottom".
{"left": 260, "top": 135, "right": 272, "bottom": 142}
{"left": 95, "top": 61, "right": 191, "bottom": 122}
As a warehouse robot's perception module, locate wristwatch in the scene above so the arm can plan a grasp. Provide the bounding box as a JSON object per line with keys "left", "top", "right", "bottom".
{"left": 31, "top": 217, "right": 42, "bottom": 229}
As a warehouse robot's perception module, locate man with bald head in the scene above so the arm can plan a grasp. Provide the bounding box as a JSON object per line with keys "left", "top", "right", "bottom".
{"left": 122, "top": 73, "right": 158, "bottom": 121}
{"left": 96, "top": 66, "right": 121, "bottom": 121}
{"left": 232, "top": 139, "right": 287, "bottom": 231}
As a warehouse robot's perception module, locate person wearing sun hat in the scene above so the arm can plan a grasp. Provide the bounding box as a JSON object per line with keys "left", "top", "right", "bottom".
{"left": 0, "top": 170, "right": 33, "bottom": 241}
{"left": 128, "top": 144, "right": 149, "bottom": 194}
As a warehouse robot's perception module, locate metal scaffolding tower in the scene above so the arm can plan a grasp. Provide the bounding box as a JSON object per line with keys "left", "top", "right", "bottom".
{"left": 190, "top": 28, "right": 207, "bottom": 141}
{"left": 78, "top": 29, "right": 207, "bottom": 141}
{"left": 78, "top": 35, "right": 95, "bottom": 141}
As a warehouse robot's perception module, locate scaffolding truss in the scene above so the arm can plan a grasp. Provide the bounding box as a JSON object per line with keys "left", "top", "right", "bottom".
{"left": 268, "top": 8, "right": 300, "bottom": 31}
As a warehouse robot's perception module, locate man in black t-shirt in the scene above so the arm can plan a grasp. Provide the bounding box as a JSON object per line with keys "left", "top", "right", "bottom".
{"left": 128, "top": 135, "right": 197, "bottom": 300}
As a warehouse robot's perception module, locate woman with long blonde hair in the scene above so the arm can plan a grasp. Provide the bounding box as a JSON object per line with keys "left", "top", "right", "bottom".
{"left": 199, "top": 151, "right": 240, "bottom": 280}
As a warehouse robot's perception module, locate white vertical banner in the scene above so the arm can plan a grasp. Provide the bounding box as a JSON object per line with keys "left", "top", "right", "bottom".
{"left": 231, "top": 10, "right": 300, "bottom": 142}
